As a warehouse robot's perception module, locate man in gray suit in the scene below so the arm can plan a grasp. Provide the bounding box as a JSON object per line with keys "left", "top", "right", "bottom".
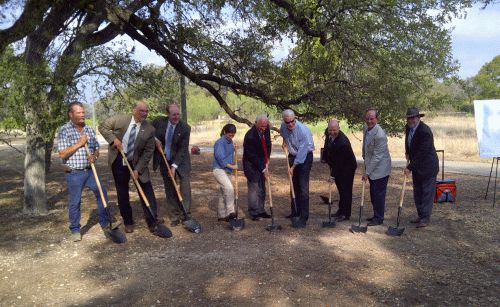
{"left": 362, "top": 108, "right": 392, "bottom": 226}
{"left": 152, "top": 103, "right": 193, "bottom": 227}
{"left": 100, "top": 101, "right": 169, "bottom": 237}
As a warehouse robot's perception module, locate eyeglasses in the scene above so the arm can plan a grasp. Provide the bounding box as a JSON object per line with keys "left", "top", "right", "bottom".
{"left": 284, "top": 119, "right": 295, "bottom": 125}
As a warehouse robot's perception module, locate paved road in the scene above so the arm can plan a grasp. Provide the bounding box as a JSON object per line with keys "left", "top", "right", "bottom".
{"left": 2, "top": 141, "right": 496, "bottom": 178}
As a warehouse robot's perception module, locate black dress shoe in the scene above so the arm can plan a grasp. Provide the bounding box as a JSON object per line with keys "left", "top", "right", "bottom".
{"left": 335, "top": 215, "right": 350, "bottom": 222}
{"left": 366, "top": 216, "right": 375, "bottom": 222}
{"left": 367, "top": 220, "right": 383, "bottom": 226}
{"left": 330, "top": 211, "right": 342, "bottom": 218}
{"left": 285, "top": 213, "right": 297, "bottom": 219}
{"left": 251, "top": 215, "right": 262, "bottom": 221}
{"left": 259, "top": 212, "right": 271, "bottom": 219}
{"left": 410, "top": 217, "right": 421, "bottom": 224}
{"left": 227, "top": 213, "right": 237, "bottom": 220}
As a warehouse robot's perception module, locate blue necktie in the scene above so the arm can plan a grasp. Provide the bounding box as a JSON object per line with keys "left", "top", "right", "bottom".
{"left": 127, "top": 124, "right": 137, "bottom": 160}
{"left": 165, "top": 124, "right": 174, "bottom": 160}
{"left": 408, "top": 128, "right": 415, "bottom": 147}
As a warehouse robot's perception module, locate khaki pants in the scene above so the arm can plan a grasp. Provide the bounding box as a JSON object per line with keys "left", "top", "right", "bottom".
{"left": 213, "top": 168, "right": 235, "bottom": 218}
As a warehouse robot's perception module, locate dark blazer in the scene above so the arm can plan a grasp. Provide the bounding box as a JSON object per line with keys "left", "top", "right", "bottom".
{"left": 323, "top": 129, "right": 357, "bottom": 178}
{"left": 243, "top": 125, "right": 272, "bottom": 182}
{"left": 99, "top": 114, "right": 156, "bottom": 182}
{"left": 405, "top": 121, "right": 439, "bottom": 179}
{"left": 151, "top": 116, "right": 191, "bottom": 176}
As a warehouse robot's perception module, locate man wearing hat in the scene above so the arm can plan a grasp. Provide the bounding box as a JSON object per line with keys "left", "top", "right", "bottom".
{"left": 404, "top": 107, "right": 439, "bottom": 228}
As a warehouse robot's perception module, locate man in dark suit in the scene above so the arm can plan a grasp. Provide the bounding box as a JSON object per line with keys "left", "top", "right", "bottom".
{"left": 243, "top": 115, "right": 272, "bottom": 220}
{"left": 404, "top": 107, "right": 439, "bottom": 228}
{"left": 100, "top": 101, "right": 168, "bottom": 237}
{"left": 152, "top": 103, "right": 193, "bottom": 226}
{"left": 322, "top": 119, "right": 357, "bottom": 222}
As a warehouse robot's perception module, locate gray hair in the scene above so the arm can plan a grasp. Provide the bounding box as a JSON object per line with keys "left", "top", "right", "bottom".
{"left": 282, "top": 109, "right": 295, "bottom": 119}
{"left": 328, "top": 118, "right": 340, "bottom": 128}
{"left": 255, "top": 114, "right": 268, "bottom": 123}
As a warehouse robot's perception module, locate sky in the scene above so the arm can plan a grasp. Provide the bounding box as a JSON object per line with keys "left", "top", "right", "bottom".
{"left": 129, "top": 3, "right": 500, "bottom": 80}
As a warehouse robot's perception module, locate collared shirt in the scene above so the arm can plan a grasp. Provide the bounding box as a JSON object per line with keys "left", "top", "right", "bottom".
{"left": 122, "top": 117, "right": 141, "bottom": 153}
{"left": 213, "top": 136, "right": 234, "bottom": 172}
{"left": 57, "top": 121, "right": 99, "bottom": 170}
{"left": 280, "top": 119, "right": 315, "bottom": 165}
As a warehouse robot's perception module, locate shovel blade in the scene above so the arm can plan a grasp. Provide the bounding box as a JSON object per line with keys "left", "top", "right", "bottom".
{"left": 229, "top": 218, "right": 245, "bottom": 231}
{"left": 103, "top": 228, "right": 127, "bottom": 244}
{"left": 322, "top": 221, "right": 336, "bottom": 228}
{"left": 350, "top": 224, "right": 368, "bottom": 233}
{"left": 183, "top": 218, "right": 202, "bottom": 233}
{"left": 386, "top": 225, "right": 405, "bottom": 236}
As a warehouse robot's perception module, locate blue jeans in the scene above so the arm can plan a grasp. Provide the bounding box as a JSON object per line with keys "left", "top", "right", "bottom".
{"left": 368, "top": 175, "right": 389, "bottom": 222}
{"left": 65, "top": 169, "right": 110, "bottom": 233}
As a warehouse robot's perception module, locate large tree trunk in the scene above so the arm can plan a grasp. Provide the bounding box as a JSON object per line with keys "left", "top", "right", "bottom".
{"left": 45, "top": 138, "right": 54, "bottom": 174}
{"left": 23, "top": 108, "right": 48, "bottom": 215}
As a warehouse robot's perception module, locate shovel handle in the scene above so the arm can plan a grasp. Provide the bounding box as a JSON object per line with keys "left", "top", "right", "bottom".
{"left": 267, "top": 171, "right": 273, "bottom": 209}
{"left": 118, "top": 149, "right": 153, "bottom": 209}
{"left": 234, "top": 147, "right": 238, "bottom": 200}
{"left": 398, "top": 174, "right": 407, "bottom": 208}
{"left": 283, "top": 146, "right": 296, "bottom": 199}
{"left": 360, "top": 180, "right": 365, "bottom": 208}
{"left": 84, "top": 144, "right": 109, "bottom": 209}
{"left": 157, "top": 147, "right": 184, "bottom": 202}
{"left": 329, "top": 181, "right": 332, "bottom": 204}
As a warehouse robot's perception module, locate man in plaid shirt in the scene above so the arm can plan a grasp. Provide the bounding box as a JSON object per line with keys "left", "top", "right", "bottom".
{"left": 57, "top": 101, "right": 111, "bottom": 242}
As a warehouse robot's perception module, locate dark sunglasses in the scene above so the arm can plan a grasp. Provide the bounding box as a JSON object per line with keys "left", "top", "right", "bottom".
{"left": 284, "top": 119, "right": 296, "bottom": 125}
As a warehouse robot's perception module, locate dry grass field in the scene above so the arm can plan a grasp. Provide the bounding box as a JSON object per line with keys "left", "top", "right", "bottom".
{"left": 191, "top": 114, "right": 484, "bottom": 163}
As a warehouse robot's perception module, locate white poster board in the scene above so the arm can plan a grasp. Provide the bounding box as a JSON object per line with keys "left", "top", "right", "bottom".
{"left": 474, "top": 99, "right": 500, "bottom": 158}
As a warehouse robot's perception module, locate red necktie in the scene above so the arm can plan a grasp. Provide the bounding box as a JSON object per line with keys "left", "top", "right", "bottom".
{"left": 260, "top": 133, "right": 268, "bottom": 164}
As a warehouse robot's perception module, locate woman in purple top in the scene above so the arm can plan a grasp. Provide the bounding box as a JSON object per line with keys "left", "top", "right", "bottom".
{"left": 213, "top": 124, "right": 238, "bottom": 222}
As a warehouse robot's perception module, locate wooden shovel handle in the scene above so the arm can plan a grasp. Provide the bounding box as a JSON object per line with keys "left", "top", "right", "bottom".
{"left": 266, "top": 170, "right": 273, "bottom": 209}
{"left": 234, "top": 147, "right": 238, "bottom": 200}
{"left": 398, "top": 174, "right": 408, "bottom": 208}
{"left": 283, "top": 146, "right": 296, "bottom": 199}
{"left": 118, "top": 149, "right": 152, "bottom": 208}
{"left": 84, "top": 144, "right": 108, "bottom": 209}
{"left": 360, "top": 180, "right": 365, "bottom": 208}
{"left": 157, "top": 147, "right": 184, "bottom": 202}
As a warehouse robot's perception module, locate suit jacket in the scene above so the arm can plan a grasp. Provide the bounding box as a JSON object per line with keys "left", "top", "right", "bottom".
{"left": 362, "top": 124, "right": 392, "bottom": 180}
{"left": 323, "top": 130, "right": 357, "bottom": 178}
{"left": 405, "top": 121, "right": 439, "bottom": 179}
{"left": 99, "top": 114, "right": 156, "bottom": 182}
{"left": 243, "top": 125, "right": 272, "bottom": 182}
{"left": 151, "top": 116, "right": 191, "bottom": 176}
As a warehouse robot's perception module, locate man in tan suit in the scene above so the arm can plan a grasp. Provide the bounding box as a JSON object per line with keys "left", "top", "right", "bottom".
{"left": 362, "top": 108, "right": 392, "bottom": 226}
{"left": 100, "top": 101, "right": 169, "bottom": 238}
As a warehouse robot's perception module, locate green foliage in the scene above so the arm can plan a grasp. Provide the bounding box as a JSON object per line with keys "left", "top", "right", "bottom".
{"left": 473, "top": 55, "right": 500, "bottom": 100}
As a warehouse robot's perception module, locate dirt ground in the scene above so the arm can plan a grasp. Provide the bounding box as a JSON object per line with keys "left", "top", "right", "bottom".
{"left": 0, "top": 145, "right": 499, "bottom": 306}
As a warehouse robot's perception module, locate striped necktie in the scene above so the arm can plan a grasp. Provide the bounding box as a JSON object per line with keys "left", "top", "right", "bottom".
{"left": 126, "top": 124, "right": 137, "bottom": 160}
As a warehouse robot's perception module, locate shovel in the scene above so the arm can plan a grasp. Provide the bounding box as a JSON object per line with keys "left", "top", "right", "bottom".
{"left": 118, "top": 150, "right": 172, "bottom": 238}
{"left": 265, "top": 170, "right": 282, "bottom": 231}
{"left": 283, "top": 146, "right": 303, "bottom": 228}
{"left": 229, "top": 148, "right": 244, "bottom": 231}
{"left": 84, "top": 144, "right": 127, "bottom": 244}
{"left": 322, "top": 181, "right": 336, "bottom": 228}
{"left": 387, "top": 174, "right": 408, "bottom": 236}
{"left": 350, "top": 180, "right": 368, "bottom": 233}
{"left": 158, "top": 147, "right": 202, "bottom": 233}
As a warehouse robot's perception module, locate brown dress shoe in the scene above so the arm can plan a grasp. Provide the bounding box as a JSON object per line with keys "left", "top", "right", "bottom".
{"left": 125, "top": 224, "right": 134, "bottom": 233}
{"left": 410, "top": 217, "right": 421, "bottom": 224}
{"left": 416, "top": 221, "right": 428, "bottom": 228}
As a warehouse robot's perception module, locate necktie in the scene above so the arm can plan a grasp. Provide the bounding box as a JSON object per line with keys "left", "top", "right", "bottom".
{"left": 165, "top": 124, "right": 174, "bottom": 160}
{"left": 126, "top": 124, "right": 137, "bottom": 160}
{"left": 408, "top": 128, "right": 415, "bottom": 147}
{"left": 260, "top": 133, "right": 268, "bottom": 164}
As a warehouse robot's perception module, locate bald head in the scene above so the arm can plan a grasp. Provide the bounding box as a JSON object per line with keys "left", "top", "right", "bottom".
{"left": 133, "top": 101, "right": 149, "bottom": 123}
{"left": 327, "top": 118, "right": 340, "bottom": 138}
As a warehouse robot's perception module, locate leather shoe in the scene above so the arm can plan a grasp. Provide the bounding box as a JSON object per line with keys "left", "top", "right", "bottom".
{"left": 227, "top": 213, "right": 237, "bottom": 220}
{"left": 330, "top": 211, "right": 342, "bottom": 218}
{"left": 335, "top": 215, "right": 350, "bottom": 222}
{"left": 124, "top": 224, "right": 134, "bottom": 233}
{"left": 410, "top": 217, "right": 421, "bottom": 224}
{"left": 285, "top": 213, "right": 297, "bottom": 219}
{"left": 251, "top": 215, "right": 262, "bottom": 221}
{"left": 259, "top": 212, "right": 271, "bottom": 219}
{"left": 367, "top": 220, "right": 383, "bottom": 226}
{"left": 366, "top": 216, "right": 375, "bottom": 222}
{"left": 416, "top": 221, "right": 428, "bottom": 228}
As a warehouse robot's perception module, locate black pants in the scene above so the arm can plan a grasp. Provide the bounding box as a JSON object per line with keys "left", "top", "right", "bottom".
{"left": 335, "top": 170, "right": 355, "bottom": 218}
{"left": 412, "top": 174, "right": 435, "bottom": 223}
{"left": 111, "top": 154, "right": 157, "bottom": 227}
{"left": 159, "top": 161, "right": 192, "bottom": 221}
{"left": 368, "top": 175, "right": 389, "bottom": 223}
{"left": 288, "top": 152, "right": 313, "bottom": 223}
